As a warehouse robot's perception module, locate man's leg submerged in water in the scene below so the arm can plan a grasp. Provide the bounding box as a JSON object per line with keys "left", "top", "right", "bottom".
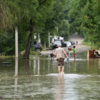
{"left": 61, "top": 59, "right": 64, "bottom": 73}
{"left": 58, "top": 66, "right": 60, "bottom": 74}
{"left": 58, "top": 58, "right": 64, "bottom": 74}
{"left": 58, "top": 65, "right": 64, "bottom": 74}
{"left": 62, "top": 65, "right": 64, "bottom": 73}
{"left": 57, "top": 59, "right": 61, "bottom": 74}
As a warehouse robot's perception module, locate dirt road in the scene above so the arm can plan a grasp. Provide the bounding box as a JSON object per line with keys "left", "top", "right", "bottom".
{"left": 69, "top": 32, "right": 90, "bottom": 53}
{"left": 41, "top": 33, "right": 90, "bottom": 55}
{"left": 41, "top": 44, "right": 90, "bottom": 55}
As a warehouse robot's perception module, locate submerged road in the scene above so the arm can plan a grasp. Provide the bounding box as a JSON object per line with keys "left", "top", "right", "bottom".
{"left": 0, "top": 50, "right": 100, "bottom": 99}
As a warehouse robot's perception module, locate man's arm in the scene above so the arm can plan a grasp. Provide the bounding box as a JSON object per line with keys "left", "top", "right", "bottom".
{"left": 52, "top": 52, "right": 56, "bottom": 61}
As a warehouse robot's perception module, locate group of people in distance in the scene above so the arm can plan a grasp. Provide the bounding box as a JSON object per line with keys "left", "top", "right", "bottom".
{"left": 52, "top": 44, "right": 76, "bottom": 74}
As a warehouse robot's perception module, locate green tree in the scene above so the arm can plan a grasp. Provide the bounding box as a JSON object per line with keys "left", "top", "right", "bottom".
{"left": 68, "top": 0, "right": 100, "bottom": 47}
{"left": 40, "top": 0, "right": 67, "bottom": 47}
{"left": 58, "top": 20, "right": 69, "bottom": 40}
{"left": 16, "top": 0, "right": 54, "bottom": 58}
{"left": 0, "top": 0, "right": 54, "bottom": 58}
{"left": 0, "top": 0, "right": 67, "bottom": 57}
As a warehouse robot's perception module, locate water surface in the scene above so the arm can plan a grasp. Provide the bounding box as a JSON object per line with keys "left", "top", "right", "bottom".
{"left": 0, "top": 53, "right": 100, "bottom": 100}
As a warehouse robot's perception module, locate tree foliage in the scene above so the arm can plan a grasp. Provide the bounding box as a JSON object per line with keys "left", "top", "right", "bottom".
{"left": 0, "top": 0, "right": 67, "bottom": 57}
{"left": 57, "top": 0, "right": 71, "bottom": 40}
{"left": 58, "top": 20, "right": 69, "bottom": 40}
{"left": 40, "top": 0, "right": 67, "bottom": 46}
{"left": 68, "top": 0, "right": 100, "bottom": 47}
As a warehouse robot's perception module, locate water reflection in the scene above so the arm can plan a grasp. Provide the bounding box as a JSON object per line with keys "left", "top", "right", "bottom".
{"left": 33, "top": 57, "right": 40, "bottom": 75}
{"left": 1, "top": 53, "right": 100, "bottom": 99}
{"left": 37, "top": 57, "right": 40, "bottom": 75}
{"left": 48, "top": 55, "right": 50, "bottom": 73}
{"left": 34, "top": 58, "right": 36, "bottom": 74}
{"left": 14, "top": 58, "right": 18, "bottom": 76}
{"left": 14, "top": 78, "right": 18, "bottom": 97}
{"left": 24, "top": 60, "right": 31, "bottom": 75}
{"left": 14, "top": 58, "right": 18, "bottom": 98}
{"left": 55, "top": 74, "right": 65, "bottom": 100}
{"left": 74, "top": 61, "right": 76, "bottom": 72}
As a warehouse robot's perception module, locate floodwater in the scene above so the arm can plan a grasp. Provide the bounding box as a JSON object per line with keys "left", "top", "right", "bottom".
{"left": 0, "top": 52, "right": 100, "bottom": 100}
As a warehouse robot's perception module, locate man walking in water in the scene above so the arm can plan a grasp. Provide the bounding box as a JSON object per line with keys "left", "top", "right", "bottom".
{"left": 53, "top": 44, "right": 69, "bottom": 74}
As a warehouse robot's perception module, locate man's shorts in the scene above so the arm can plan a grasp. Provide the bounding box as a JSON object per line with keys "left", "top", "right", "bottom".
{"left": 57, "top": 58, "right": 64, "bottom": 66}
{"left": 74, "top": 54, "right": 76, "bottom": 55}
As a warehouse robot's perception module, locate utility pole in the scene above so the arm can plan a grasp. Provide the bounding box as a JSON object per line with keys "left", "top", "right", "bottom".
{"left": 15, "top": 27, "right": 18, "bottom": 76}
{"left": 15, "top": 27, "right": 18, "bottom": 57}
{"left": 48, "top": 32, "right": 50, "bottom": 47}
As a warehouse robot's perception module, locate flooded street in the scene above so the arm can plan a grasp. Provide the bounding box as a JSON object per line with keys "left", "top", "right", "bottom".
{"left": 0, "top": 52, "right": 100, "bottom": 100}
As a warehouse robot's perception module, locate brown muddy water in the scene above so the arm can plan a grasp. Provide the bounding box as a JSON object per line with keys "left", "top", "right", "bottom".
{"left": 0, "top": 52, "right": 100, "bottom": 100}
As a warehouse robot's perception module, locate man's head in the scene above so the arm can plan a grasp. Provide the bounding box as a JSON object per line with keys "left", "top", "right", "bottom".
{"left": 58, "top": 44, "right": 61, "bottom": 47}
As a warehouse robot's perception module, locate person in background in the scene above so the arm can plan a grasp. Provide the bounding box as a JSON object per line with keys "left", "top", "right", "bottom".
{"left": 72, "top": 46, "right": 76, "bottom": 61}
{"left": 53, "top": 44, "right": 69, "bottom": 74}
{"left": 76, "top": 41, "right": 78, "bottom": 44}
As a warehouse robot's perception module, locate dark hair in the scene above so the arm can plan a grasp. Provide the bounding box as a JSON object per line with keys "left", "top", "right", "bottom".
{"left": 73, "top": 46, "right": 75, "bottom": 48}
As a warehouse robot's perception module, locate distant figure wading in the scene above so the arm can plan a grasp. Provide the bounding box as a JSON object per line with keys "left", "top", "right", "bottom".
{"left": 53, "top": 44, "right": 69, "bottom": 74}
{"left": 72, "top": 46, "right": 76, "bottom": 61}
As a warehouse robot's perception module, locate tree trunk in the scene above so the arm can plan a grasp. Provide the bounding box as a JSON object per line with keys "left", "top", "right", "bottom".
{"left": 23, "top": 19, "right": 34, "bottom": 59}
